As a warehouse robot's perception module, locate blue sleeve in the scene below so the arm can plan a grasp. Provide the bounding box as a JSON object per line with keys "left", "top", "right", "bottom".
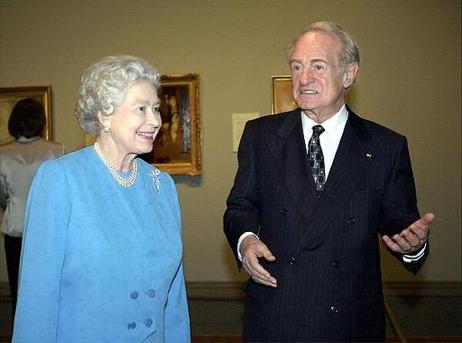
{"left": 13, "top": 160, "right": 71, "bottom": 342}
{"left": 164, "top": 174, "right": 190, "bottom": 342}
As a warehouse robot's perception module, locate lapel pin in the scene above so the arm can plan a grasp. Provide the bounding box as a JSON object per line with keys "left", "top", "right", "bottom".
{"left": 366, "top": 153, "right": 373, "bottom": 158}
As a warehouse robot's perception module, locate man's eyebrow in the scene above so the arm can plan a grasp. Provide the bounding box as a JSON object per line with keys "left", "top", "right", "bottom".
{"left": 289, "top": 58, "right": 303, "bottom": 64}
{"left": 310, "top": 58, "right": 328, "bottom": 64}
{"left": 289, "top": 58, "right": 329, "bottom": 64}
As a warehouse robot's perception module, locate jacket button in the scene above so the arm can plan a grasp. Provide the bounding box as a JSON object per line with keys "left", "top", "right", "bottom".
{"left": 331, "top": 260, "right": 339, "bottom": 268}
{"left": 147, "top": 289, "right": 156, "bottom": 298}
{"left": 127, "top": 322, "right": 136, "bottom": 329}
{"left": 144, "top": 318, "right": 153, "bottom": 327}
{"left": 130, "top": 291, "right": 139, "bottom": 299}
{"left": 280, "top": 208, "right": 288, "bottom": 216}
{"left": 289, "top": 257, "right": 296, "bottom": 265}
{"left": 346, "top": 217, "right": 356, "bottom": 225}
{"left": 329, "top": 305, "right": 340, "bottom": 313}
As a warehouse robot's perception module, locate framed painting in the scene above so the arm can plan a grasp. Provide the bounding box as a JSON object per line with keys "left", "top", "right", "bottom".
{"left": 272, "top": 75, "right": 297, "bottom": 114}
{"left": 0, "top": 86, "right": 53, "bottom": 144}
{"left": 140, "top": 73, "right": 201, "bottom": 175}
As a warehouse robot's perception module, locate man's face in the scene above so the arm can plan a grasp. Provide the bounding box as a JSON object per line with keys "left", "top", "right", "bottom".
{"left": 290, "top": 31, "right": 357, "bottom": 121}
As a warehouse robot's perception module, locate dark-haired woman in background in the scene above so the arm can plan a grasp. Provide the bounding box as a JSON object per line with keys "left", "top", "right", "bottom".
{"left": 0, "top": 98, "right": 64, "bottom": 320}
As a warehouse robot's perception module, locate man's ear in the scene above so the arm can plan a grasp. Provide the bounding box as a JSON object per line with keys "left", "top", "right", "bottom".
{"left": 343, "top": 62, "right": 359, "bottom": 88}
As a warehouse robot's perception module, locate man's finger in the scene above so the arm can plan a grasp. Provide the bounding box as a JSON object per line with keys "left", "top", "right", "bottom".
{"left": 252, "top": 274, "right": 277, "bottom": 287}
{"left": 261, "top": 247, "right": 276, "bottom": 262}
{"left": 382, "top": 235, "right": 402, "bottom": 253}
{"left": 420, "top": 212, "right": 435, "bottom": 226}
{"left": 243, "top": 252, "right": 270, "bottom": 279}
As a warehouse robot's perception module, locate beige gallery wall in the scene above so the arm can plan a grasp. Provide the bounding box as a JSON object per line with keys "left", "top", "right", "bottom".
{"left": 0, "top": 0, "right": 460, "bottom": 283}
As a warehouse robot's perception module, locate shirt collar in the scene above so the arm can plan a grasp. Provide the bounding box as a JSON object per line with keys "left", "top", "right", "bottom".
{"left": 301, "top": 104, "right": 348, "bottom": 141}
{"left": 301, "top": 105, "right": 348, "bottom": 137}
{"left": 17, "top": 136, "right": 41, "bottom": 143}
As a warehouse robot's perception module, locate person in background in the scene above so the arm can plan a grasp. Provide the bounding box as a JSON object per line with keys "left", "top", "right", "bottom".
{"left": 224, "top": 22, "right": 433, "bottom": 342}
{"left": 0, "top": 98, "right": 64, "bottom": 322}
{"left": 13, "top": 55, "right": 190, "bottom": 342}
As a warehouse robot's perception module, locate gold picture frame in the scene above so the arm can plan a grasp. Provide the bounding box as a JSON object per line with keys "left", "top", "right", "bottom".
{"left": 142, "top": 73, "right": 201, "bottom": 175}
{"left": 272, "top": 75, "right": 297, "bottom": 114}
{"left": 0, "top": 86, "right": 53, "bottom": 144}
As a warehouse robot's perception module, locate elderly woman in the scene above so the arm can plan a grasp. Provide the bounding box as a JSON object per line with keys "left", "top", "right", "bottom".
{"left": 13, "top": 56, "right": 190, "bottom": 342}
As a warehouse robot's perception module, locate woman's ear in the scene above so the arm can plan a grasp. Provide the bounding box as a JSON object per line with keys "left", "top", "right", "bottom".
{"left": 97, "top": 111, "right": 110, "bottom": 133}
{"left": 343, "top": 62, "right": 359, "bottom": 88}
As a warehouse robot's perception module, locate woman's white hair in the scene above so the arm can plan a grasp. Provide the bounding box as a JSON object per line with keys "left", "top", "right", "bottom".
{"left": 287, "top": 21, "right": 360, "bottom": 72}
{"left": 74, "top": 55, "right": 160, "bottom": 134}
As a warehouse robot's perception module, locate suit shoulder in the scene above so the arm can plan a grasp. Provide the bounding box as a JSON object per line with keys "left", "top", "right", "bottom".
{"left": 351, "top": 112, "right": 406, "bottom": 143}
{"left": 247, "top": 111, "right": 297, "bottom": 129}
{"left": 364, "top": 118, "right": 403, "bottom": 138}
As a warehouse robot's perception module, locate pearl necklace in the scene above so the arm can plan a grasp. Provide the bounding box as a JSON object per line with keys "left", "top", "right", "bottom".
{"left": 94, "top": 143, "right": 138, "bottom": 187}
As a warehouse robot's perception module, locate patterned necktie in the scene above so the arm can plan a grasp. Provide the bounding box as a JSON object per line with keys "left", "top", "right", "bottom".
{"left": 308, "top": 125, "right": 326, "bottom": 191}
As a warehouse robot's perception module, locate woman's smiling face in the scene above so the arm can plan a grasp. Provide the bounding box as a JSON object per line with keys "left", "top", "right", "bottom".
{"left": 106, "top": 80, "right": 161, "bottom": 156}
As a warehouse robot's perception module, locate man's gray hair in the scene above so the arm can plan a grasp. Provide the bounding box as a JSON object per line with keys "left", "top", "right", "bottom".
{"left": 74, "top": 55, "right": 160, "bottom": 134}
{"left": 287, "top": 21, "right": 360, "bottom": 71}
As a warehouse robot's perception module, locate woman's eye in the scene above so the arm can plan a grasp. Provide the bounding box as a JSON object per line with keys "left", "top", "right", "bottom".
{"left": 137, "top": 106, "right": 146, "bottom": 113}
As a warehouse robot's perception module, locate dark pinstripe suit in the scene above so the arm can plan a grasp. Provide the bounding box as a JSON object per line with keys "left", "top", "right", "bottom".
{"left": 224, "top": 108, "right": 429, "bottom": 342}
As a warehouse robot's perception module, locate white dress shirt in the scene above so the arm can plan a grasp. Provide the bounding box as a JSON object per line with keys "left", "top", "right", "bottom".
{"left": 301, "top": 105, "right": 348, "bottom": 178}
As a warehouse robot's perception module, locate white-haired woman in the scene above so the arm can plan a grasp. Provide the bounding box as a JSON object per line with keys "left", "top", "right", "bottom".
{"left": 13, "top": 55, "right": 190, "bottom": 342}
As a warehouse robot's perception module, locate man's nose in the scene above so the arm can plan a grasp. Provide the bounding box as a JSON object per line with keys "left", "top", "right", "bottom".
{"left": 299, "top": 68, "right": 314, "bottom": 85}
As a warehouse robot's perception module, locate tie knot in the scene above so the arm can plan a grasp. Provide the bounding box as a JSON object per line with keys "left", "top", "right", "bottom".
{"left": 312, "top": 125, "right": 325, "bottom": 137}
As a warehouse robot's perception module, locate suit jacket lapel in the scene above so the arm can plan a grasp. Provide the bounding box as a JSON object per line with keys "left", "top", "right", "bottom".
{"left": 264, "top": 110, "right": 319, "bottom": 220}
{"left": 292, "top": 109, "right": 375, "bottom": 254}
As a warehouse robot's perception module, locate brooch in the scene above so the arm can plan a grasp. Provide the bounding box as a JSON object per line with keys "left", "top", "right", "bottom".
{"left": 150, "top": 169, "right": 161, "bottom": 193}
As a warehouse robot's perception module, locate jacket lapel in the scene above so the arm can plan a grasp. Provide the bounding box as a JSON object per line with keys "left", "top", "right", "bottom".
{"left": 264, "top": 110, "right": 320, "bottom": 220}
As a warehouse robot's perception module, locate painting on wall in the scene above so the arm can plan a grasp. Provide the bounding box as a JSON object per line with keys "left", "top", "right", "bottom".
{"left": 0, "top": 86, "right": 53, "bottom": 143}
{"left": 140, "top": 73, "right": 201, "bottom": 175}
{"left": 272, "top": 75, "right": 297, "bottom": 114}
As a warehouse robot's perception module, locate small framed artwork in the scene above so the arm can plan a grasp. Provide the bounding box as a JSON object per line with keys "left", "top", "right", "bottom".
{"left": 140, "top": 73, "right": 202, "bottom": 175}
{"left": 0, "top": 86, "right": 53, "bottom": 144}
{"left": 272, "top": 75, "right": 297, "bottom": 114}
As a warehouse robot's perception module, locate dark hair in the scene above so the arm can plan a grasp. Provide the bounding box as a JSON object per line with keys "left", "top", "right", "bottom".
{"left": 8, "top": 98, "right": 46, "bottom": 139}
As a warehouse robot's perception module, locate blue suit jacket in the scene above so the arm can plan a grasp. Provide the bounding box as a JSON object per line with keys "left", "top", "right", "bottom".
{"left": 224, "top": 108, "right": 428, "bottom": 342}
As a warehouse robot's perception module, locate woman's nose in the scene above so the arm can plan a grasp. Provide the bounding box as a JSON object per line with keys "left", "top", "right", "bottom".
{"left": 147, "top": 110, "right": 161, "bottom": 127}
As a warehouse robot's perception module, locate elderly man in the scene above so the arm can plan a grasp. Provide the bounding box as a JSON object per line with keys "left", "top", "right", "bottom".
{"left": 224, "top": 22, "right": 433, "bottom": 342}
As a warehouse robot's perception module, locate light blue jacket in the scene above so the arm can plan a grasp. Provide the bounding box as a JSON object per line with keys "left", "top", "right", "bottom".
{"left": 13, "top": 146, "right": 190, "bottom": 342}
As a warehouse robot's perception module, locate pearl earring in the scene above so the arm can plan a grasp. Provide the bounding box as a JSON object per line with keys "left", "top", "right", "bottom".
{"left": 104, "top": 124, "right": 110, "bottom": 133}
